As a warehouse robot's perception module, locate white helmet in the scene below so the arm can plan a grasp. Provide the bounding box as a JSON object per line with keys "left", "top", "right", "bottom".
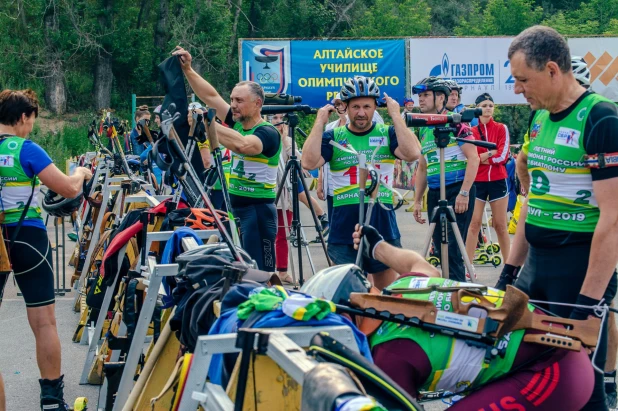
{"left": 572, "top": 56, "right": 591, "bottom": 88}
{"left": 188, "top": 102, "right": 203, "bottom": 110}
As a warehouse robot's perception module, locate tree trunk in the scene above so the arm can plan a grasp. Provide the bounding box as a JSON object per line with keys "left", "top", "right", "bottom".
{"left": 248, "top": 0, "right": 259, "bottom": 37}
{"left": 94, "top": 53, "right": 113, "bottom": 109}
{"left": 45, "top": 59, "right": 67, "bottom": 115}
{"left": 94, "top": 0, "right": 114, "bottom": 109}
{"left": 223, "top": 0, "right": 242, "bottom": 90}
{"left": 43, "top": 1, "right": 66, "bottom": 114}
{"left": 136, "top": 0, "right": 151, "bottom": 29}
{"left": 154, "top": 0, "right": 169, "bottom": 54}
{"left": 17, "top": 0, "right": 27, "bottom": 31}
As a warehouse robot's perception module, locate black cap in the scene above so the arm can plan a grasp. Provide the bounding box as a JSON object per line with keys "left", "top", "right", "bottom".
{"left": 475, "top": 93, "right": 494, "bottom": 105}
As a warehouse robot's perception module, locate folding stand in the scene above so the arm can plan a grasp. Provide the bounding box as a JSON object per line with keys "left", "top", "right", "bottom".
{"left": 72, "top": 179, "right": 157, "bottom": 306}
{"left": 178, "top": 325, "right": 358, "bottom": 410}
{"left": 75, "top": 161, "right": 109, "bottom": 240}
{"left": 53, "top": 217, "right": 71, "bottom": 295}
{"left": 111, "top": 230, "right": 217, "bottom": 410}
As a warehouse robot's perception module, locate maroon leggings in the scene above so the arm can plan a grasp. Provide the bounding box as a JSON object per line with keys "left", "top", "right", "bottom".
{"left": 275, "top": 209, "right": 292, "bottom": 271}
{"left": 372, "top": 335, "right": 594, "bottom": 410}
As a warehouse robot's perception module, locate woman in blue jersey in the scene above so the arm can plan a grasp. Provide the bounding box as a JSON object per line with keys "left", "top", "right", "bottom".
{"left": 0, "top": 89, "right": 92, "bottom": 410}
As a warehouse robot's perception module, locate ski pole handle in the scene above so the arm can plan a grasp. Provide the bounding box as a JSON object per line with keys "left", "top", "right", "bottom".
{"left": 207, "top": 108, "right": 219, "bottom": 150}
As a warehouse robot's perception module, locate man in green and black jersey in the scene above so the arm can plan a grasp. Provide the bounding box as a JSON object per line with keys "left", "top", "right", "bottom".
{"left": 509, "top": 25, "right": 618, "bottom": 410}
{"left": 173, "top": 47, "right": 281, "bottom": 272}
{"left": 302, "top": 76, "right": 421, "bottom": 289}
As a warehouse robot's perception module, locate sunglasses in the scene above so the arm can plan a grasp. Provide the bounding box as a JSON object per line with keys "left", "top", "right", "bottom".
{"left": 412, "top": 84, "right": 429, "bottom": 94}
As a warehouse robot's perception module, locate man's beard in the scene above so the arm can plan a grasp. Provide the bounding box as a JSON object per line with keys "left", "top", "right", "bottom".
{"left": 350, "top": 117, "right": 370, "bottom": 130}
{"left": 235, "top": 113, "right": 251, "bottom": 123}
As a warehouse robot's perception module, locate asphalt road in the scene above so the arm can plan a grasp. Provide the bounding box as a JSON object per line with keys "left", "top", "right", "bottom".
{"left": 0, "top": 194, "right": 615, "bottom": 410}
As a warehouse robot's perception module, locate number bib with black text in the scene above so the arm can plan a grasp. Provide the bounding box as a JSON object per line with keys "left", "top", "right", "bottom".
{"left": 526, "top": 93, "right": 611, "bottom": 232}
{"left": 419, "top": 118, "right": 468, "bottom": 189}
{"left": 329, "top": 124, "right": 396, "bottom": 207}
{"left": 228, "top": 122, "right": 281, "bottom": 199}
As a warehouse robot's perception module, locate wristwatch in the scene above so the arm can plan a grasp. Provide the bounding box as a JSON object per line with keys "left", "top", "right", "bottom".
{"left": 487, "top": 151, "right": 494, "bottom": 158}
{"left": 459, "top": 190, "right": 469, "bottom": 197}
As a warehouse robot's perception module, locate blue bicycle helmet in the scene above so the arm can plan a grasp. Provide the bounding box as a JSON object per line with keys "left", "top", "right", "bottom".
{"left": 340, "top": 76, "right": 381, "bottom": 102}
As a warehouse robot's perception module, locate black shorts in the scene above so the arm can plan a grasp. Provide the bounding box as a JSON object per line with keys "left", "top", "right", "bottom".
{"left": 515, "top": 243, "right": 617, "bottom": 410}
{"left": 327, "top": 238, "right": 402, "bottom": 274}
{"left": 474, "top": 179, "right": 508, "bottom": 203}
{"left": 515, "top": 243, "right": 617, "bottom": 315}
{"left": 0, "top": 225, "right": 55, "bottom": 307}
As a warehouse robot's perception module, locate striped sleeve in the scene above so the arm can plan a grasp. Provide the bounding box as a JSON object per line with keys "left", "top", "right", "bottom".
{"left": 490, "top": 123, "right": 510, "bottom": 165}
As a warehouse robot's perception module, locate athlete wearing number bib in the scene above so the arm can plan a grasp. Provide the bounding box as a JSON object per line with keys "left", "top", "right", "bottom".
{"left": 515, "top": 91, "right": 618, "bottom": 411}
{"left": 516, "top": 91, "right": 618, "bottom": 313}
{"left": 321, "top": 122, "right": 402, "bottom": 273}
{"left": 223, "top": 109, "right": 281, "bottom": 272}
{"left": 418, "top": 122, "right": 477, "bottom": 282}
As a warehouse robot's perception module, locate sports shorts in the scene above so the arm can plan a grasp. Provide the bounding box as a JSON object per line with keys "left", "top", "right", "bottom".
{"left": 474, "top": 179, "right": 508, "bottom": 203}
{"left": 0, "top": 225, "right": 55, "bottom": 307}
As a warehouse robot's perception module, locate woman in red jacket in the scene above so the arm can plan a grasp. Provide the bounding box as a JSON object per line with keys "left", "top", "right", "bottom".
{"left": 465, "top": 93, "right": 511, "bottom": 264}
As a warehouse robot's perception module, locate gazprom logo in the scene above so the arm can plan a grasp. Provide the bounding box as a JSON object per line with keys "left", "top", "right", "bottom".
{"left": 430, "top": 53, "right": 495, "bottom": 85}
{"left": 442, "top": 54, "right": 450, "bottom": 77}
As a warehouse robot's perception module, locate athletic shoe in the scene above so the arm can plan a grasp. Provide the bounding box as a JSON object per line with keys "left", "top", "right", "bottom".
{"left": 40, "top": 375, "right": 70, "bottom": 411}
{"left": 67, "top": 233, "right": 78, "bottom": 241}
{"left": 318, "top": 213, "right": 330, "bottom": 237}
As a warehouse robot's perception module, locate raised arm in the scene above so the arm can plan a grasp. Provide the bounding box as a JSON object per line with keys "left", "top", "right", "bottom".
{"left": 384, "top": 93, "right": 420, "bottom": 162}
{"left": 172, "top": 47, "right": 230, "bottom": 122}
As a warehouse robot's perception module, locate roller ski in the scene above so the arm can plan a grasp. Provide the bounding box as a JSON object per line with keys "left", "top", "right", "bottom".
{"left": 425, "top": 241, "right": 440, "bottom": 267}
{"left": 473, "top": 226, "right": 502, "bottom": 267}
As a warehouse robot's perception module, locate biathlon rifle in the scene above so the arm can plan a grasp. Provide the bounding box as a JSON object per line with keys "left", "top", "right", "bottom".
{"left": 338, "top": 285, "right": 602, "bottom": 362}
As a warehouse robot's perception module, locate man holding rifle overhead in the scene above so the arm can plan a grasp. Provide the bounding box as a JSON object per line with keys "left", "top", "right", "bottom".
{"left": 172, "top": 47, "right": 281, "bottom": 272}
{"left": 302, "top": 75, "right": 421, "bottom": 289}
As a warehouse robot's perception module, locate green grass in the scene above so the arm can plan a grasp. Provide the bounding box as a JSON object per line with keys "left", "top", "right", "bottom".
{"left": 31, "top": 121, "right": 92, "bottom": 169}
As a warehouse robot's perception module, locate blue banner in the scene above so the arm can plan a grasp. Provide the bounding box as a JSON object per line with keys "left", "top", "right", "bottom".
{"left": 241, "top": 40, "right": 292, "bottom": 95}
{"left": 290, "top": 39, "right": 406, "bottom": 107}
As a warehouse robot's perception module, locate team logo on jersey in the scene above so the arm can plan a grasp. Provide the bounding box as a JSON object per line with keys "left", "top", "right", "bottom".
{"left": 369, "top": 136, "right": 386, "bottom": 146}
{"left": 337, "top": 139, "right": 349, "bottom": 148}
{"left": 0, "top": 155, "right": 14, "bottom": 167}
{"left": 529, "top": 122, "right": 541, "bottom": 141}
{"left": 555, "top": 127, "right": 581, "bottom": 148}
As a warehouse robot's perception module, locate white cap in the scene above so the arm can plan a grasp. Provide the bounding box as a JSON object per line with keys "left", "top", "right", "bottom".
{"left": 331, "top": 93, "right": 342, "bottom": 104}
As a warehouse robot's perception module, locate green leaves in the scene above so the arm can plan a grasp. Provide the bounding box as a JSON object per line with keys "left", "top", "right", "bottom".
{"left": 456, "top": 0, "right": 542, "bottom": 36}
{"left": 347, "top": 0, "right": 431, "bottom": 37}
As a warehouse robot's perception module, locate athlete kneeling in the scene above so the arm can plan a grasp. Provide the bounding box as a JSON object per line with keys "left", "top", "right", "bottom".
{"left": 307, "top": 225, "right": 598, "bottom": 410}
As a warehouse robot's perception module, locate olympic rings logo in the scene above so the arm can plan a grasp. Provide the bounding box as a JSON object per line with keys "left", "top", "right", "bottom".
{"left": 256, "top": 73, "right": 279, "bottom": 83}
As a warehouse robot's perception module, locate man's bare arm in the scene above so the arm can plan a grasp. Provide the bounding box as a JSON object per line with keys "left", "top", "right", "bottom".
{"left": 301, "top": 105, "right": 331, "bottom": 170}
{"left": 516, "top": 152, "right": 530, "bottom": 195}
{"left": 172, "top": 47, "right": 230, "bottom": 121}
{"left": 353, "top": 225, "right": 440, "bottom": 277}
{"left": 215, "top": 123, "right": 263, "bottom": 156}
